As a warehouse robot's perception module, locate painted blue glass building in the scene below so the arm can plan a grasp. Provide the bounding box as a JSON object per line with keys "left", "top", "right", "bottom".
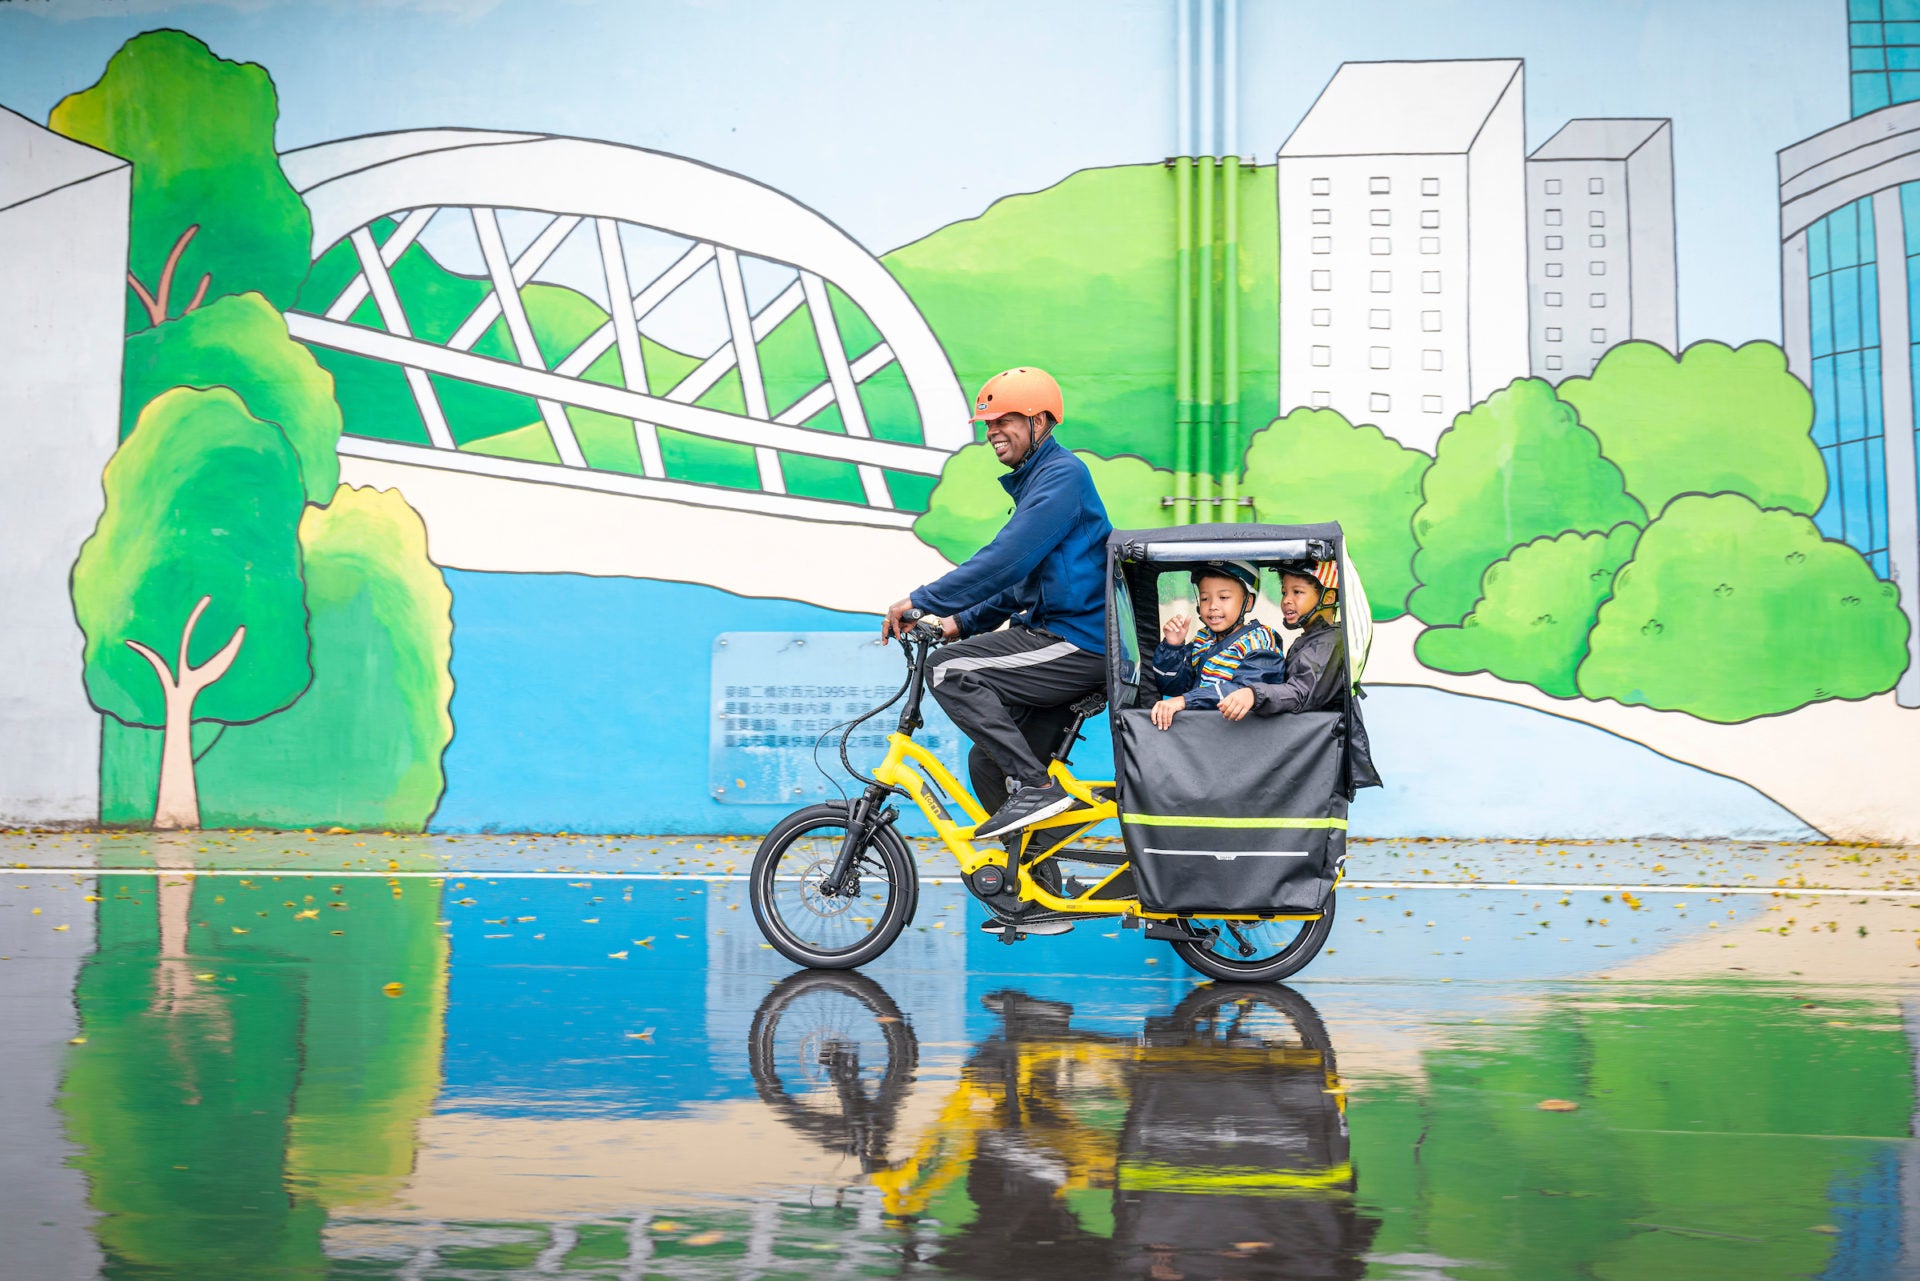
{"left": 1850, "top": 0, "right": 1920, "bottom": 118}
{"left": 1780, "top": 97, "right": 1920, "bottom": 704}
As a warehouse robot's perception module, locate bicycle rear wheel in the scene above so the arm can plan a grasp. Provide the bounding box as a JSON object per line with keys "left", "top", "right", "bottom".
{"left": 1170, "top": 892, "right": 1336, "bottom": 983}
{"left": 750, "top": 803, "right": 918, "bottom": 969}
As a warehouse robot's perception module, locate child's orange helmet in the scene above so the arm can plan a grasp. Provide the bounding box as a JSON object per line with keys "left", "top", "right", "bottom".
{"left": 971, "top": 367, "right": 1065, "bottom": 424}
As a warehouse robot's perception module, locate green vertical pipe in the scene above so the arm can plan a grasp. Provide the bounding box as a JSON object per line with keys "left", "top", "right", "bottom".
{"left": 1221, "top": 154, "right": 1242, "bottom": 524}
{"left": 1173, "top": 156, "right": 1194, "bottom": 525}
{"left": 1195, "top": 152, "right": 1216, "bottom": 522}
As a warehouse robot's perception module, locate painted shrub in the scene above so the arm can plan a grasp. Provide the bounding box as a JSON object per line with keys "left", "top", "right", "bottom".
{"left": 1410, "top": 379, "right": 1646, "bottom": 627}
{"left": 1558, "top": 340, "right": 1825, "bottom": 518}
{"left": 1240, "top": 407, "right": 1429, "bottom": 620}
{"left": 1416, "top": 523, "right": 1642, "bottom": 698}
{"left": 195, "top": 487, "right": 455, "bottom": 831}
{"left": 1578, "top": 494, "right": 1908, "bottom": 721}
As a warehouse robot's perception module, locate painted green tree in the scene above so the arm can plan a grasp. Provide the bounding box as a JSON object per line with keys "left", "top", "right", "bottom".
{"left": 1416, "top": 524, "right": 1642, "bottom": 697}
{"left": 1410, "top": 378, "right": 1646, "bottom": 626}
{"left": 196, "top": 487, "right": 455, "bottom": 830}
{"left": 49, "top": 29, "right": 311, "bottom": 330}
{"left": 120, "top": 291, "right": 343, "bottom": 497}
{"left": 1240, "top": 407, "right": 1429, "bottom": 620}
{"left": 72, "top": 388, "right": 311, "bottom": 828}
{"left": 1578, "top": 494, "right": 1908, "bottom": 721}
{"left": 63, "top": 874, "right": 446, "bottom": 1274}
{"left": 1558, "top": 340, "right": 1826, "bottom": 517}
{"left": 914, "top": 441, "right": 1171, "bottom": 563}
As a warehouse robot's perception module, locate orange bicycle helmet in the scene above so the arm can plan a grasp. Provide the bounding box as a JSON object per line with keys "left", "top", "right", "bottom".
{"left": 971, "top": 367, "right": 1065, "bottom": 425}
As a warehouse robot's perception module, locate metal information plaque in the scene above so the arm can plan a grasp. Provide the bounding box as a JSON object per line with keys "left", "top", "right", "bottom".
{"left": 710, "top": 632, "right": 967, "bottom": 805}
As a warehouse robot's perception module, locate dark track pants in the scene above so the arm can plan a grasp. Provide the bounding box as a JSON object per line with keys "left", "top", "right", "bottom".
{"left": 927, "top": 626, "right": 1105, "bottom": 811}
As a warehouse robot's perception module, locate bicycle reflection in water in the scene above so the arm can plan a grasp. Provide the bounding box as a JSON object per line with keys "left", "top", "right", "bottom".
{"left": 749, "top": 974, "right": 1380, "bottom": 1280}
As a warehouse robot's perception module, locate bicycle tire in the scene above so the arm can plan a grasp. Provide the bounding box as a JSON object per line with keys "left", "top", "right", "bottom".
{"left": 750, "top": 802, "right": 918, "bottom": 969}
{"left": 1156, "top": 981, "right": 1336, "bottom": 1064}
{"left": 1170, "top": 891, "right": 1337, "bottom": 983}
{"left": 747, "top": 969, "right": 920, "bottom": 1172}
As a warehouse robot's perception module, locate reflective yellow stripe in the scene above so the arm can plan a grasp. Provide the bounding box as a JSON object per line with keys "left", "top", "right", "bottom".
{"left": 1115, "top": 1160, "right": 1354, "bottom": 1193}
{"left": 1121, "top": 813, "right": 1348, "bottom": 830}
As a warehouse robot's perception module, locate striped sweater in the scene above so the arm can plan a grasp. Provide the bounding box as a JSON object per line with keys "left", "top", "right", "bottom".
{"left": 1151, "top": 620, "right": 1286, "bottom": 710}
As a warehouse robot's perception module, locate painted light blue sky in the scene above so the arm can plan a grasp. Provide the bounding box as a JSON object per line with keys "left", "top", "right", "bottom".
{"left": 0, "top": 0, "right": 1846, "bottom": 344}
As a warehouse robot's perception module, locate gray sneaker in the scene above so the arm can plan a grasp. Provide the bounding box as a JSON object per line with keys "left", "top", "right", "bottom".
{"left": 974, "top": 779, "right": 1074, "bottom": 840}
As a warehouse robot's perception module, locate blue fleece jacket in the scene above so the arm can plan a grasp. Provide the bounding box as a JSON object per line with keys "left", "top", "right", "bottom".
{"left": 910, "top": 436, "right": 1113, "bottom": 653}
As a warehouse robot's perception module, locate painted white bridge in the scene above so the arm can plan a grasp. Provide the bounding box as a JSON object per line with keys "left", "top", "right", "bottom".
{"left": 280, "top": 129, "right": 959, "bottom": 610}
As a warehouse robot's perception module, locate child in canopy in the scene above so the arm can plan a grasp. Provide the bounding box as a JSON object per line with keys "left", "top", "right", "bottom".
{"left": 1259, "top": 558, "right": 1346, "bottom": 714}
{"left": 1149, "top": 560, "right": 1285, "bottom": 729}
{"left": 1150, "top": 558, "right": 1346, "bottom": 728}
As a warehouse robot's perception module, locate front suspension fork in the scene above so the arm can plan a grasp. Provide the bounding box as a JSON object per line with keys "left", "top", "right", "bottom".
{"left": 823, "top": 786, "right": 891, "bottom": 895}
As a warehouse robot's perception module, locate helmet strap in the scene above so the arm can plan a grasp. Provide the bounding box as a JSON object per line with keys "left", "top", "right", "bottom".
{"left": 1304, "top": 585, "right": 1337, "bottom": 628}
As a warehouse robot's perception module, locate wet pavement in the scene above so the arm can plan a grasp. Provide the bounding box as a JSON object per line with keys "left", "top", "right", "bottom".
{"left": 4, "top": 834, "right": 1919, "bottom": 1279}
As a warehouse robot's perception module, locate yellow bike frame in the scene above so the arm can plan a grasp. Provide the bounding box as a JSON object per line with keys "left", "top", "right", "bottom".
{"left": 870, "top": 731, "right": 1324, "bottom": 925}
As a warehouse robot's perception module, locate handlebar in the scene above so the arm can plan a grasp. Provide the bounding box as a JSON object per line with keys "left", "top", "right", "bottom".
{"left": 896, "top": 607, "right": 947, "bottom": 645}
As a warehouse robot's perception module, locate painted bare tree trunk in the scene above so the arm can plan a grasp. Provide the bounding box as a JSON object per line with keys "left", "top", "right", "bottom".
{"left": 125, "top": 595, "right": 246, "bottom": 831}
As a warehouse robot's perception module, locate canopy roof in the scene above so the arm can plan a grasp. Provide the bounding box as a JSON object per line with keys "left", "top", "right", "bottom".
{"left": 1106, "top": 522, "right": 1372, "bottom": 688}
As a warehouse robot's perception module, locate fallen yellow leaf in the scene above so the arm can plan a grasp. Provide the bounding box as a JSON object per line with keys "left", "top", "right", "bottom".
{"left": 382, "top": 982, "right": 404, "bottom": 998}
{"left": 635, "top": 937, "right": 654, "bottom": 948}
{"left": 682, "top": 1231, "right": 723, "bottom": 1247}
{"left": 230, "top": 927, "right": 248, "bottom": 934}
{"left": 1537, "top": 1099, "right": 1580, "bottom": 1112}
{"left": 294, "top": 909, "right": 318, "bottom": 920}
{"left": 608, "top": 950, "right": 629, "bottom": 959}
{"left": 52, "top": 924, "right": 70, "bottom": 932}
{"left": 651, "top": 1221, "right": 685, "bottom": 1233}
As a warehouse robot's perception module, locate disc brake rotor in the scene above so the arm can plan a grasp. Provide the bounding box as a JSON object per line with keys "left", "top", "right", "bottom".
{"left": 797, "top": 858, "right": 856, "bottom": 918}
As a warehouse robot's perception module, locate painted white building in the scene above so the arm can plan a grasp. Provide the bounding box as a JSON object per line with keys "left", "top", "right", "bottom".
{"left": 1527, "top": 118, "right": 1677, "bottom": 383}
{"left": 1277, "top": 59, "right": 1529, "bottom": 452}
{"left": 0, "top": 108, "right": 128, "bottom": 825}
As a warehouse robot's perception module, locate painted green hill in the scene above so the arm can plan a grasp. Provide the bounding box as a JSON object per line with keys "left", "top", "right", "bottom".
{"left": 881, "top": 161, "right": 1278, "bottom": 470}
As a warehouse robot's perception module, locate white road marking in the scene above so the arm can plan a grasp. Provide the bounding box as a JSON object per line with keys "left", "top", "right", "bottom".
{"left": 2, "top": 868, "right": 1915, "bottom": 897}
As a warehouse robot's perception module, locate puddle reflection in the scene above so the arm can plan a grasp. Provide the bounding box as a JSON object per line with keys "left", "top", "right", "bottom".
{"left": 7, "top": 871, "right": 1919, "bottom": 1279}
{"left": 753, "top": 972, "right": 1373, "bottom": 1277}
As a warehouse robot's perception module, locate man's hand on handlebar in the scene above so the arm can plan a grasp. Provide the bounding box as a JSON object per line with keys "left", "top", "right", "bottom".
{"left": 882, "top": 598, "right": 958, "bottom": 642}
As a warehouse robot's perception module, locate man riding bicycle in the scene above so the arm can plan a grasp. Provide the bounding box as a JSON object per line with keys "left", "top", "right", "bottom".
{"left": 883, "top": 367, "right": 1111, "bottom": 842}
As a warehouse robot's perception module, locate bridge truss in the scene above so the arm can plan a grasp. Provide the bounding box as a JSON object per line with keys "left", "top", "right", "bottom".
{"left": 282, "top": 131, "right": 970, "bottom": 529}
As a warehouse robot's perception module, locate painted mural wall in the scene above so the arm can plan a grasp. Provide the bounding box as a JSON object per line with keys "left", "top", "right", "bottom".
{"left": 3, "top": 0, "right": 1918, "bottom": 841}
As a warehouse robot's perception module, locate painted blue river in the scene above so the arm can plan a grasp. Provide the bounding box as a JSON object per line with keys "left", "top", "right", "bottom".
{"left": 431, "top": 570, "right": 1817, "bottom": 839}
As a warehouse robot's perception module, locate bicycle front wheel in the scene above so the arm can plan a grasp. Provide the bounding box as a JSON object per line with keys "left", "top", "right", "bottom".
{"left": 750, "top": 803, "right": 918, "bottom": 969}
